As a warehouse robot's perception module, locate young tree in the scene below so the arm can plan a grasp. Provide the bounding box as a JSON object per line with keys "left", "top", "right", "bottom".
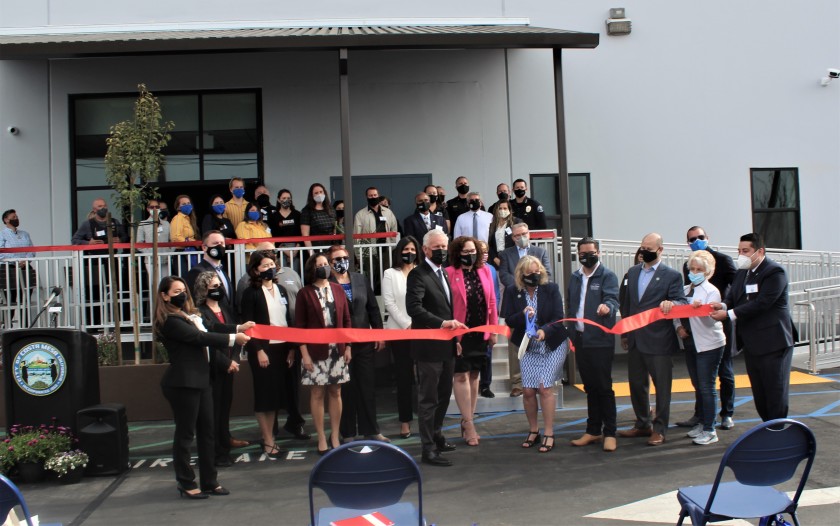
{"left": 104, "top": 84, "right": 174, "bottom": 364}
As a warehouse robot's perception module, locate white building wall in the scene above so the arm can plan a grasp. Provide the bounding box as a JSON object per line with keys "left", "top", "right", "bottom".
{"left": 1, "top": 0, "right": 838, "bottom": 250}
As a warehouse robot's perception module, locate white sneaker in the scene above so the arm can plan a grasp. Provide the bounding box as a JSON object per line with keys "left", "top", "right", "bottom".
{"left": 686, "top": 424, "right": 703, "bottom": 438}
{"left": 693, "top": 430, "right": 719, "bottom": 445}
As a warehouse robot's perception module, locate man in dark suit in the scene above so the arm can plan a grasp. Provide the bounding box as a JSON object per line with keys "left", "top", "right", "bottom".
{"left": 405, "top": 229, "right": 467, "bottom": 466}
{"left": 678, "top": 225, "right": 738, "bottom": 430}
{"left": 498, "top": 222, "right": 552, "bottom": 396}
{"left": 711, "top": 233, "right": 794, "bottom": 422}
{"left": 404, "top": 191, "right": 447, "bottom": 242}
{"left": 618, "top": 233, "right": 687, "bottom": 446}
{"left": 186, "top": 230, "right": 235, "bottom": 313}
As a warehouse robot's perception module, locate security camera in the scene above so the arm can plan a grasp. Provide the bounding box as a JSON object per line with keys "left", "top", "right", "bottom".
{"left": 829, "top": 68, "right": 840, "bottom": 79}
{"left": 7, "top": 126, "right": 19, "bottom": 135}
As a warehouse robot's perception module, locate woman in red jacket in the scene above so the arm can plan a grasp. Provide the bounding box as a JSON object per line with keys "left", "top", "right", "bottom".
{"left": 446, "top": 236, "right": 498, "bottom": 446}
{"left": 295, "top": 252, "right": 352, "bottom": 455}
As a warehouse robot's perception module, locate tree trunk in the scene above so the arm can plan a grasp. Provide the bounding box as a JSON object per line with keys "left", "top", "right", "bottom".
{"left": 151, "top": 209, "right": 160, "bottom": 362}
{"left": 106, "top": 212, "right": 123, "bottom": 366}
{"left": 130, "top": 210, "right": 141, "bottom": 364}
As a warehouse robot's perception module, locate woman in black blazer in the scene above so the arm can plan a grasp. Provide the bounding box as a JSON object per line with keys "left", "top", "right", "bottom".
{"left": 194, "top": 270, "right": 245, "bottom": 468}
{"left": 501, "top": 256, "right": 569, "bottom": 454}
{"left": 155, "top": 276, "right": 252, "bottom": 499}
{"left": 239, "top": 249, "right": 300, "bottom": 458}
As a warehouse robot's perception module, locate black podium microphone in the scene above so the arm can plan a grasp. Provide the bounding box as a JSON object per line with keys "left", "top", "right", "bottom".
{"left": 42, "top": 286, "right": 63, "bottom": 309}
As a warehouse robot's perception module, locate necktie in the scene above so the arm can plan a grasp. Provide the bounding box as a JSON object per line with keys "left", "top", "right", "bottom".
{"left": 437, "top": 268, "right": 450, "bottom": 303}
{"left": 423, "top": 214, "right": 431, "bottom": 230}
{"left": 472, "top": 212, "right": 478, "bottom": 238}
{"left": 214, "top": 265, "right": 230, "bottom": 297}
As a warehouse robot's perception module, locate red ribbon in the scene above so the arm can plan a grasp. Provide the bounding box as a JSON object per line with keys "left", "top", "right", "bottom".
{"left": 245, "top": 304, "right": 712, "bottom": 344}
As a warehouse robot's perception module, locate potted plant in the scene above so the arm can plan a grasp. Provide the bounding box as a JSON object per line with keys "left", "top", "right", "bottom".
{"left": 45, "top": 449, "right": 89, "bottom": 484}
{"left": 3, "top": 423, "right": 73, "bottom": 483}
{"left": 97, "top": 331, "right": 119, "bottom": 366}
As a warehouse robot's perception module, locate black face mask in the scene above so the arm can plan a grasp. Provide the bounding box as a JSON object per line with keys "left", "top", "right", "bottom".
{"left": 416, "top": 201, "right": 430, "bottom": 213}
{"left": 206, "top": 244, "right": 225, "bottom": 261}
{"left": 96, "top": 208, "right": 108, "bottom": 219}
{"left": 640, "top": 249, "right": 659, "bottom": 263}
{"left": 468, "top": 199, "right": 481, "bottom": 211}
{"left": 522, "top": 273, "right": 540, "bottom": 287}
{"left": 513, "top": 189, "right": 527, "bottom": 199}
{"left": 207, "top": 287, "right": 225, "bottom": 302}
{"left": 456, "top": 184, "right": 470, "bottom": 195}
{"left": 579, "top": 254, "right": 599, "bottom": 269}
{"left": 497, "top": 192, "right": 509, "bottom": 202}
{"left": 256, "top": 194, "right": 270, "bottom": 207}
{"left": 459, "top": 253, "right": 477, "bottom": 267}
{"left": 336, "top": 209, "right": 345, "bottom": 220}
{"left": 315, "top": 265, "right": 331, "bottom": 280}
{"left": 259, "top": 268, "right": 276, "bottom": 281}
{"left": 430, "top": 248, "right": 447, "bottom": 266}
{"left": 438, "top": 194, "right": 446, "bottom": 205}
{"left": 367, "top": 197, "right": 381, "bottom": 208}
{"left": 169, "top": 292, "right": 187, "bottom": 309}
{"left": 9, "top": 219, "right": 19, "bottom": 228}
{"left": 159, "top": 210, "right": 169, "bottom": 220}
{"left": 401, "top": 252, "right": 417, "bottom": 264}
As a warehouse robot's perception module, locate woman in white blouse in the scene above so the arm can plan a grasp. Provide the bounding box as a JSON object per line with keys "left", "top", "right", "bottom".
{"left": 382, "top": 235, "right": 421, "bottom": 439}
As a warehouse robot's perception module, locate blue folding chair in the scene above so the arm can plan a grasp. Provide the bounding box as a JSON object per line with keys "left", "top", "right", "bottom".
{"left": 308, "top": 440, "right": 424, "bottom": 526}
{"left": 676, "top": 418, "right": 816, "bottom": 526}
{"left": 0, "top": 474, "right": 36, "bottom": 526}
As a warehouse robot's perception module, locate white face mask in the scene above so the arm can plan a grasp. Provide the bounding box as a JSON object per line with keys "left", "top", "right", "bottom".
{"left": 499, "top": 210, "right": 510, "bottom": 219}
{"left": 736, "top": 253, "right": 755, "bottom": 270}
{"left": 515, "top": 235, "right": 529, "bottom": 248}
{"left": 313, "top": 194, "right": 326, "bottom": 204}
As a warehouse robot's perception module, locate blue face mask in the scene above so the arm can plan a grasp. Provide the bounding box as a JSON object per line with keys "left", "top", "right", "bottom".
{"left": 232, "top": 188, "right": 246, "bottom": 199}
{"left": 247, "top": 211, "right": 260, "bottom": 221}
{"left": 688, "top": 272, "right": 705, "bottom": 285}
{"left": 689, "top": 239, "right": 709, "bottom": 251}
{"left": 212, "top": 204, "right": 226, "bottom": 215}
{"left": 179, "top": 204, "right": 193, "bottom": 216}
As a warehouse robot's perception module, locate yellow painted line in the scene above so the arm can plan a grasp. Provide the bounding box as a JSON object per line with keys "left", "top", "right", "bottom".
{"left": 575, "top": 371, "right": 831, "bottom": 397}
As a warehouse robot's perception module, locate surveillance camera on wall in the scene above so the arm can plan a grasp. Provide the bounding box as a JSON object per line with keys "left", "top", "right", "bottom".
{"left": 7, "top": 126, "right": 19, "bottom": 135}
{"left": 828, "top": 68, "right": 840, "bottom": 79}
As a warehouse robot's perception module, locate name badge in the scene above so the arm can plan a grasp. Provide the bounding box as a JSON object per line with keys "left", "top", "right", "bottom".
{"left": 590, "top": 283, "right": 601, "bottom": 290}
{"left": 284, "top": 279, "right": 295, "bottom": 285}
{"left": 220, "top": 224, "right": 227, "bottom": 230}
{"left": 746, "top": 284, "right": 758, "bottom": 294}
{"left": 95, "top": 229, "right": 106, "bottom": 237}
{"left": 623, "top": 278, "right": 628, "bottom": 286}
{"left": 265, "top": 227, "right": 271, "bottom": 234}
{"left": 157, "top": 227, "right": 163, "bottom": 233}
{"left": 280, "top": 296, "right": 288, "bottom": 305}
{"left": 505, "top": 227, "right": 512, "bottom": 235}
{"left": 379, "top": 216, "right": 386, "bottom": 222}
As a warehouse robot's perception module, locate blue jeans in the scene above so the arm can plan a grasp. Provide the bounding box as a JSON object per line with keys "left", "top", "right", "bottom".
{"left": 685, "top": 346, "right": 724, "bottom": 432}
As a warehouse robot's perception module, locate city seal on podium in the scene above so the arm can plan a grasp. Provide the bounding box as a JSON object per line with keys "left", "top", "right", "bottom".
{"left": 12, "top": 342, "right": 67, "bottom": 396}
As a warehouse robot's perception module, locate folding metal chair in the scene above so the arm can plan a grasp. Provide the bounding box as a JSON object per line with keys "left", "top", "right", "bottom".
{"left": 308, "top": 440, "right": 424, "bottom": 526}
{"left": 676, "top": 418, "right": 817, "bottom": 526}
{"left": 0, "top": 474, "right": 36, "bottom": 526}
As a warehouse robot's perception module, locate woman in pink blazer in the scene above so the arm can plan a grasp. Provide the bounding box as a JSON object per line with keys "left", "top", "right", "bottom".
{"left": 446, "top": 236, "right": 498, "bottom": 446}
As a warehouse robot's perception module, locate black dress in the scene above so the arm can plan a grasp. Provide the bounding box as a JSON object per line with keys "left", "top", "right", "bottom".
{"left": 455, "top": 269, "right": 488, "bottom": 373}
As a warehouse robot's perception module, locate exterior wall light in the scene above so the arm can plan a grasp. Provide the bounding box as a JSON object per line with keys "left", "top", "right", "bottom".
{"left": 606, "top": 8, "right": 632, "bottom": 36}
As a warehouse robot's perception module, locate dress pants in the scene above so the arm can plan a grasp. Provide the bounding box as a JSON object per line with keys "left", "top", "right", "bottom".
{"left": 391, "top": 340, "right": 415, "bottom": 424}
{"left": 507, "top": 341, "right": 522, "bottom": 390}
{"left": 212, "top": 370, "right": 234, "bottom": 462}
{"left": 416, "top": 359, "right": 454, "bottom": 454}
{"left": 717, "top": 318, "right": 735, "bottom": 419}
{"left": 744, "top": 346, "right": 793, "bottom": 422}
{"left": 627, "top": 346, "right": 673, "bottom": 435}
{"left": 162, "top": 384, "right": 218, "bottom": 491}
{"left": 574, "top": 333, "right": 617, "bottom": 437}
{"left": 684, "top": 346, "right": 724, "bottom": 432}
{"left": 479, "top": 342, "right": 493, "bottom": 390}
{"left": 340, "top": 343, "right": 379, "bottom": 437}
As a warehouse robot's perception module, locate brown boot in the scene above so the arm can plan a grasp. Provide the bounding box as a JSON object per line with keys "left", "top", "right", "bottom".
{"left": 570, "top": 433, "right": 603, "bottom": 447}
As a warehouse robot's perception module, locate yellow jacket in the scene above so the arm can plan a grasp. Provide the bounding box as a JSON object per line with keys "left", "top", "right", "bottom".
{"left": 170, "top": 213, "right": 196, "bottom": 242}
{"left": 235, "top": 221, "right": 271, "bottom": 249}
{"left": 223, "top": 199, "right": 249, "bottom": 231}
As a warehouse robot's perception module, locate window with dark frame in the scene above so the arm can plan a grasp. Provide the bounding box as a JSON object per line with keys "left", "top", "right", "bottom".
{"left": 750, "top": 168, "right": 801, "bottom": 250}
{"left": 529, "top": 173, "right": 592, "bottom": 238}
{"left": 70, "top": 89, "right": 262, "bottom": 232}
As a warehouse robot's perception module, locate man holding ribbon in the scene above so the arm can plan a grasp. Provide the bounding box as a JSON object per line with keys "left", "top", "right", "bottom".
{"left": 618, "top": 233, "right": 686, "bottom": 446}
{"left": 406, "top": 229, "right": 468, "bottom": 466}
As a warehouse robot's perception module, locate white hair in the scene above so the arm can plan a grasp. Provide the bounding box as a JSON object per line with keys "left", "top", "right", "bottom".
{"left": 423, "top": 229, "right": 448, "bottom": 248}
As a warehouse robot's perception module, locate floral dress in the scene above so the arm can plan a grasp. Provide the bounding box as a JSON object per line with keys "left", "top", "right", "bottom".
{"left": 300, "top": 285, "right": 350, "bottom": 386}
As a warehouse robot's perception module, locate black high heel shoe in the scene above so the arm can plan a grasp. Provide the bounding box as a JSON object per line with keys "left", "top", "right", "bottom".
{"left": 203, "top": 486, "right": 230, "bottom": 496}
{"left": 177, "top": 485, "right": 209, "bottom": 500}
{"left": 262, "top": 443, "right": 283, "bottom": 459}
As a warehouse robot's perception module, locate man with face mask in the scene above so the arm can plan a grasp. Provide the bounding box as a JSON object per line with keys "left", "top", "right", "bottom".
{"left": 71, "top": 197, "right": 129, "bottom": 329}
{"left": 136, "top": 199, "right": 172, "bottom": 279}
{"left": 618, "top": 233, "right": 686, "bottom": 446}
{"left": 424, "top": 184, "right": 450, "bottom": 233}
{"left": 509, "top": 179, "right": 547, "bottom": 230}
{"left": 405, "top": 229, "right": 468, "bottom": 466}
{"left": 1, "top": 209, "right": 37, "bottom": 323}
{"left": 186, "top": 230, "right": 235, "bottom": 312}
{"left": 353, "top": 186, "right": 399, "bottom": 292}
{"left": 487, "top": 182, "right": 511, "bottom": 216}
{"left": 446, "top": 176, "right": 473, "bottom": 230}
{"left": 710, "top": 233, "right": 793, "bottom": 422}
{"left": 452, "top": 192, "right": 493, "bottom": 243}
{"left": 677, "top": 226, "right": 737, "bottom": 430}
{"left": 567, "top": 237, "right": 620, "bottom": 451}
{"left": 496, "top": 222, "right": 552, "bottom": 397}
{"left": 404, "top": 191, "right": 447, "bottom": 242}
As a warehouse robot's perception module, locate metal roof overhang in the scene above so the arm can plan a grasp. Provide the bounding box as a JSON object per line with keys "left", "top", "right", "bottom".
{"left": 0, "top": 25, "right": 599, "bottom": 60}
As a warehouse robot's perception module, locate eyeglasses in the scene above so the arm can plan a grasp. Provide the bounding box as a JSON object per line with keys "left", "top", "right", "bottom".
{"left": 688, "top": 235, "right": 706, "bottom": 243}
